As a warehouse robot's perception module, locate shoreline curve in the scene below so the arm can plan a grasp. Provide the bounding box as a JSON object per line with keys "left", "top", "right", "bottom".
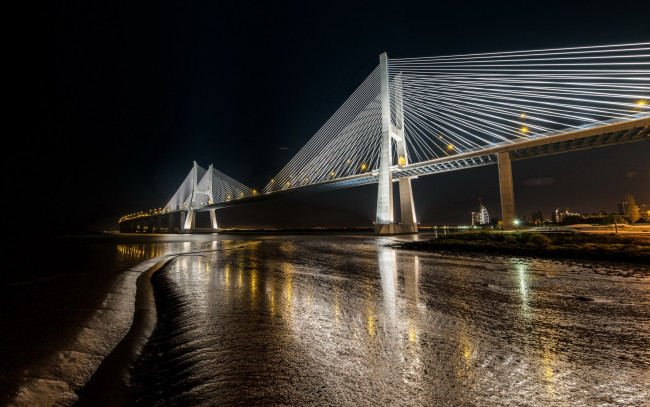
{"left": 74, "top": 257, "right": 175, "bottom": 406}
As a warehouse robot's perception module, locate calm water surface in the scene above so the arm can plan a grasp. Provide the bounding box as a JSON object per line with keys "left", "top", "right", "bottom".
{"left": 123, "top": 235, "right": 650, "bottom": 406}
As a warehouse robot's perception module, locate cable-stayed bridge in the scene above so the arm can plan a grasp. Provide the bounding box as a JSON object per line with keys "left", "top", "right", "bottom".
{"left": 119, "top": 43, "right": 649, "bottom": 234}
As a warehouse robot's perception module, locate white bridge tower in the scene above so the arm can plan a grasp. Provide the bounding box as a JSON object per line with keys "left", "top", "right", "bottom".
{"left": 375, "top": 52, "right": 418, "bottom": 234}
{"left": 183, "top": 161, "right": 219, "bottom": 232}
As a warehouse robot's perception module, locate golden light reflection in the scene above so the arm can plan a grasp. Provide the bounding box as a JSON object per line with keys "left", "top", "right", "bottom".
{"left": 250, "top": 269, "right": 258, "bottom": 307}
{"left": 540, "top": 344, "right": 558, "bottom": 397}
{"left": 266, "top": 275, "right": 277, "bottom": 318}
{"left": 270, "top": 288, "right": 276, "bottom": 317}
{"left": 116, "top": 244, "right": 166, "bottom": 261}
{"left": 333, "top": 284, "right": 341, "bottom": 326}
{"left": 456, "top": 329, "right": 476, "bottom": 380}
{"left": 366, "top": 313, "right": 376, "bottom": 337}
{"left": 408, "top": 323, "right": 417, "bottom": 343}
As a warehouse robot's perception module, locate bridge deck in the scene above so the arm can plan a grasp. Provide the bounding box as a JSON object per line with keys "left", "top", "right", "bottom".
{"left": 190, "top": 116, "right": 648, "bottom": 212}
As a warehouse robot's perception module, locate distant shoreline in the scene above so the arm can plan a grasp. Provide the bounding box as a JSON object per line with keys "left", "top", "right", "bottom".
{"left": 389, "top": 232, "right": 650, "bottom": 266}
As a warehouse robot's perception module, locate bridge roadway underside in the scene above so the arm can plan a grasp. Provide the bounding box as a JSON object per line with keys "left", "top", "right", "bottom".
{"left": 121, "top": 117, "right": 649, "bottom": 233}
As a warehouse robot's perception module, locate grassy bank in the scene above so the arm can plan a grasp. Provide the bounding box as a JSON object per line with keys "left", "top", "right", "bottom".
{"left": 391, "top": 232, "right": 650, "bottom": 264}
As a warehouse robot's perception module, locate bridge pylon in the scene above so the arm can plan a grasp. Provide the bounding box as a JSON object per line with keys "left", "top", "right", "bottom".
{"left": 375, "top": 52, "right": 418, "bottom": 235}
{"left": 182, "top": 162, "right": 220, "bottom": 232}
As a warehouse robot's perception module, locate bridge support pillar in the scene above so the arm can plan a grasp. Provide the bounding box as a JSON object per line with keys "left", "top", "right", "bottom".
{"left": 183, "top": 209, "right": 196, "bottom": 231}
{"left": 398, "top": 178, "right": 418, "bottom": 233}
{"left": 168, "top": 213, "right": 175, "bottom": 233}
{"left": 180, "top": 211, "right": 186, "bottom": 232}
{"left": 209, "top": 209, "right": 219, "bottom": 231}
{"left": 498, "top": 151, "right": 516, "bottom": 230}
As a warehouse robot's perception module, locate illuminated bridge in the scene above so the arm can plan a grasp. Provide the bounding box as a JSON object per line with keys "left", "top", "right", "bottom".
{"left": 119, "top": 42, "right": 650, "bottom": 234}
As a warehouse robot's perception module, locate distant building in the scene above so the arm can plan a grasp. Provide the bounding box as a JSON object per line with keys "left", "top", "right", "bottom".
{"left": 553, "top": 208, "right": 581, "bottom": 223}
{"left": 639, "top": 204, "right": 650, "bottom": 220}
{"left": 471, "top": 198, "right": 490, "bottom": 226}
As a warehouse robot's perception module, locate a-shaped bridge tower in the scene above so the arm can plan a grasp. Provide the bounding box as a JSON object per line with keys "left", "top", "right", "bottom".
{"left": 376, "top": 52, "right": 417, "bottom": 233}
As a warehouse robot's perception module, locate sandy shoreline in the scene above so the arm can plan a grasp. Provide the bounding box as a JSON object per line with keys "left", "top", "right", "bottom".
{"left": 1, "top": 255, "right": 172, "bottom": 407}
{"left": 75, "top": 258, "right": 174, "bottom": 406}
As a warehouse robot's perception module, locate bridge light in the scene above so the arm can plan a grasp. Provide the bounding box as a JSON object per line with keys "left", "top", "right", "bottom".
{"left": 253, "top": 189, "right": 257, "bottom": 195}
{"left": 330, "top": 171, "right": 335, "bottom": 176}
{"left": 638, "top": 100, "right": 646, "bottom": 106}
{"left": 271, "top": 179, "right": 275, "bottom": 183}
{"left": 521, "top": 126, "right": 529, "bottom": 133}
{"left": 520, "top": 113, "right": 526, "bottom": 118}
{"left": 286, "top": 181, "right": 291, "bottom": 186}
{"left": 347, "top": 159, "right": 351, "bottom": 163}
{"left": 361, "top": 163, "right": 367, "bottom": 171}
{"left": 447, "top": 144, "right": 454, "bottom": 150}
{"left": 398, "top": 156, "right": 406, "bottom": 166}
{"left": 305, "top": 178, "right": 309, "bottom": 182}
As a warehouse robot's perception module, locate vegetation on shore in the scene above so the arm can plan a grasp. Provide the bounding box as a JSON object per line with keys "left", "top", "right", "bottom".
{"left": 391, "top": 232, "right": 650, "bottom": 263}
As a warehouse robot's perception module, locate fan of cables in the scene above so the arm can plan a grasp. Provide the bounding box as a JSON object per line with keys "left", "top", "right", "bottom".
{"left": 389, "top": 42, "right": 649, "bottom": 162}
{"left": 263, "top": 67, "right": 383, "bottom": 193}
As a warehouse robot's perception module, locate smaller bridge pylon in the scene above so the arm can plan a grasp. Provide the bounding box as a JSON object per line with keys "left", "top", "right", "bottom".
{"left": 183, "top": 162, "right": 221, "bottom": 232}
{"left": 160, "top": 161, "right": 254, "bottom": 233}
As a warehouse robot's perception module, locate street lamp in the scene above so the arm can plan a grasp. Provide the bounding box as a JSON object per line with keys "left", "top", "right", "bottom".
{"left": 514, "top": 219, "right": 520, "bottom": 231}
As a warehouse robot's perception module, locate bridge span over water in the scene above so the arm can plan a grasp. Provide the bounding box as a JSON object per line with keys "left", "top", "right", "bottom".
{"left": 120, "top": 43, "right": 650, "bottom": 234}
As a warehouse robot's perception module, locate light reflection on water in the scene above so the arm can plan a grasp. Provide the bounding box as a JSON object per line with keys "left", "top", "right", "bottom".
{"left": 127, "top": 236, "right": 650, "bottom": 406}
{"left": 116, "top": 244, "right": 168, "bottom": 262}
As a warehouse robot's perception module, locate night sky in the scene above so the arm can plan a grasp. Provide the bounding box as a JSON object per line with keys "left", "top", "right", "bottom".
{"left": 11, "top": 1, "right": 650, "bottom": 233}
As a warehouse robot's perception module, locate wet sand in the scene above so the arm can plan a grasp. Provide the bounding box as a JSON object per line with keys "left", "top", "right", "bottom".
{"left": 131, "top": 236, "right": 650, "bottom": 406}
{"left": 2, "top": 233, "right": 649, "bottom": 406}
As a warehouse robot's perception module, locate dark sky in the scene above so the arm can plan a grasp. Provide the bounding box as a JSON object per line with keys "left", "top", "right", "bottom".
{"left": 10, "top": 1, "right": 650, "bottom": 233}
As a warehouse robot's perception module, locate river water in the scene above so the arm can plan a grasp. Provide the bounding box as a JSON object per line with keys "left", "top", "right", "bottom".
{"left": 133, "top": 235, "right": 650, "bottom": 406}
{"left": 2, "top": 233, "right": 649, "bottom": 406}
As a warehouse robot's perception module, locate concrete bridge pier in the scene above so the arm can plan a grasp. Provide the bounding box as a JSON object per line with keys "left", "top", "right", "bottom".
{"left": 168, "top": 212, "right": 175, "bottom": 233}
{"left": 183, "top": 208, "right": 196, "bottom": 231}
{"left": 209, "top": 209, "right": 219, "bottom": 232}
{"left": 498, "top": 151, "right": 516, "bottom": 230}
{"left": 180, "top": 211, "right": 187, "bottom": 232}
